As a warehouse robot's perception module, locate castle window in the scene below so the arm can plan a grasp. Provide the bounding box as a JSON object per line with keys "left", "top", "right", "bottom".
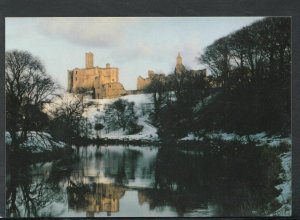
{"left": 75, "top": 77, "right": 77, "bottom": 81}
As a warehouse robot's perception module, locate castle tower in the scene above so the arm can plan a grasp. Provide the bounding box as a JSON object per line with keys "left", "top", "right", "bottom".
{"left": 85, "top": 52, "right": 94, "bottom": 68}
{"left": 175, "top": 52, "right": 183, "bottom": 74}
{"left": 176, "top": 52, "right": 182, "bottom": 67}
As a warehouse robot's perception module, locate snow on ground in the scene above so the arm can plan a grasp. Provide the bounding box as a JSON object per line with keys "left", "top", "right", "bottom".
{"left": 180, "top": 133, "right": 203, "bottom": 141}
{"left": 43, "top": 92, "right": 80, "bottom": 115}
{"left": 271, "top": 151, "right": 292, "bottom": 216}
{"left": 84, "top": 93, "right": 153, "bottom": 114}
{"left": 43, "top": 93, "right": 158, "bottom": 141}
{"left": 180, "top": 131, "right": 291, "bottom": 147}
{"left": 100, "top": 118, "right": 158, "bottom": 141}
{"left": 83, "top": 93, "right": 153, "bottom": 120}
{"left": 5, "top": 131, "right": 66, "bottom": 153}
{"left": 83, "top": 94, "right": 158, "bottom": 141}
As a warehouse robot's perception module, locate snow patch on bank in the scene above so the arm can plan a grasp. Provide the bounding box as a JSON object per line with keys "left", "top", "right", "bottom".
{"left": 271, "top": 151, "right": 292, "bottom": 216}
{"left": 180, "top": 131, "right": 291, "bottom": 147}
{"left": 180, "top": 133, "right": 203, "bottom": 141}
{"left": 5, "top": 131, "right": 66, "bottom": 153}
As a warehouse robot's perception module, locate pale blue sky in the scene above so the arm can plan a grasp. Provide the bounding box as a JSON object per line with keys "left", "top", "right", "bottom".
{"left": 6, "top": 17, "right": 263, "bottom": 90}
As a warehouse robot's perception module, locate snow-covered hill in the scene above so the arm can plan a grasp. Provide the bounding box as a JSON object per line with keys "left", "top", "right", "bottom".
{"left": 44, "top": 93, "right": 158, "bottom": 141}
{"left": 83, "top": 93, "right": 159, "bottom": 141}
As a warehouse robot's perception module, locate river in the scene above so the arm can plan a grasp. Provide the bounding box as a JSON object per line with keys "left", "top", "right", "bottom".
{"left": 6, "top": 143, "right": 284, "bottom": 217}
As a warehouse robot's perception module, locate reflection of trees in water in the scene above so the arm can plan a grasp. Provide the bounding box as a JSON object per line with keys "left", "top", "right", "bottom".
{"left": 102, "top": 148, "right": 143, "bottom": 184}
{"left": 138, "top": 188, "right": 209, "bottom": 217}
{"left": 6, "top": 144, "right": 283, "bottom": 217}
{"left": 150, "top": 143, "right": 283, "bottom": 216}
{"left": 6, "top": 158, "right": 72, "bottom": 217}
{"left": 73, "top": 146, "right": 157, "bottom": 187}
{"left": 67, "top": 183, "right": 126, "bottom": 217}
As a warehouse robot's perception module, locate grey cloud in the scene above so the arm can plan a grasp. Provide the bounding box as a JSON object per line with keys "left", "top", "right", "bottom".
{"left": 37, "top": 17, "right": 139, "bottom": 48}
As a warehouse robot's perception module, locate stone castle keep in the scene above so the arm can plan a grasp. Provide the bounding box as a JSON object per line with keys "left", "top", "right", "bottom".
{"left": 68, "top": 52, "right": 206, "bottom": 99}
{"left": 67, "top": 52, "right": 126, "bottom": 99}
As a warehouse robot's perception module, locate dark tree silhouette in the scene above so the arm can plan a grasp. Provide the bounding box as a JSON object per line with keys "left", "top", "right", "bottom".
{"left": 5, "top": 50, "right": 59, "bottom": 151}
{"left": 198, "top": 17, "right": 291, "bottom": 134}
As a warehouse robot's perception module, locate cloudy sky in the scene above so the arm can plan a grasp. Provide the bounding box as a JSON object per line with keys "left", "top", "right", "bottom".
{"left": 6, "top": 17, "right": 263, "bottom": 90}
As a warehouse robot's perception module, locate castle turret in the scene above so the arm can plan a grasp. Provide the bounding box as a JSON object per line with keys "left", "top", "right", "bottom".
{"left": 85, "top": 52, "right": 94, "bottom": 68}
{"left": 175, "top": 52, "right": 184, "bottom": 74}
{"left": 176, "top": 52, "right": 182, "bottom": 66}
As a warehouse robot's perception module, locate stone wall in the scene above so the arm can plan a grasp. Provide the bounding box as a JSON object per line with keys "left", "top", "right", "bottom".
{"left": 94, "top": 82, "right": 126, "bottom": 99}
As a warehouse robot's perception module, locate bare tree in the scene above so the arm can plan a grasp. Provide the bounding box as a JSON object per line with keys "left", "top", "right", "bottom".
{"left": 5, "top": 50, "right": 59, "bottom": 151}
{"left": 47, "top": 94, "right": 87, "bottom": 142}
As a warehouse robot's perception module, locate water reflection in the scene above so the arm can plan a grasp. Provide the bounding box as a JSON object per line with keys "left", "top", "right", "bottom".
{"left": 6, "top": 143, "right": 283, "bottom": 217}
{"left": 68, "top": 183, "right": 126, "bottom": 217}
{"left": 6, "top": 162, "right": 66, "bottom": 217}
{"left": 71, "top": 145, "right": 157, "bottom": 187}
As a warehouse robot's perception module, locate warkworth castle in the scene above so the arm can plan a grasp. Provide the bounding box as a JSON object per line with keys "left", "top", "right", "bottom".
{"left": 67, "top": 52, "right": 206, "bottom": 99}
{"left": 67, "top": 52, "right": 126, "bottom": 99}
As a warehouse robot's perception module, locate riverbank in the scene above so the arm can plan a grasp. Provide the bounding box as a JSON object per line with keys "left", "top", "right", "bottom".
{"left": 5, "top": 131, "right": 74, "bottom": 163}
{"left": 71, "top": 136, "right": 161, "bottom": 146}
{"left": 178, "top": 131, "right": 292, "bottom": 216}
{"left": 271, "top": 150, "right": 292, "bottom": 216}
